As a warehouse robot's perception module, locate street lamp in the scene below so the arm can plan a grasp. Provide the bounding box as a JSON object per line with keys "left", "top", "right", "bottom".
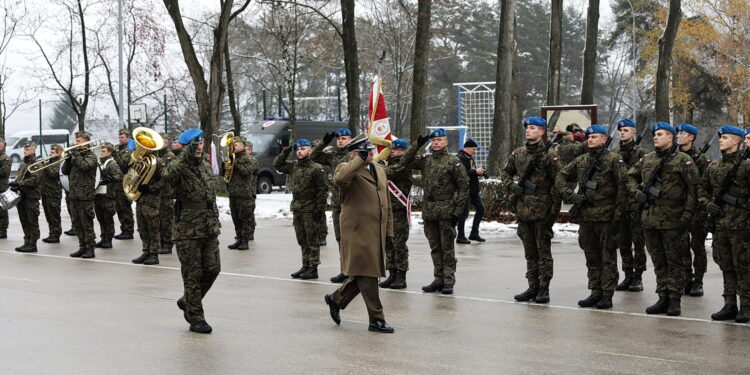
{"left": 625, "top": 0, "right": 649, "bottom": 120}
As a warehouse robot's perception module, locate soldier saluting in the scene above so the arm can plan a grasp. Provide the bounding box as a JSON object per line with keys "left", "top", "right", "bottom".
{"left": 378, "top": 138, "right": 412, "bottom": 290}
{"left": 223, "top": 136, "right": 259, "bottom": 251}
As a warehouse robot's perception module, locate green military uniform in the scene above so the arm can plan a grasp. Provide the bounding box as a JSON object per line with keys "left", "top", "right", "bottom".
{"left": 402, "top": 142, "right": 469, "bottom": 291}
{"left": 556, "top": 144, "right": 626, "bottom": 308}
{"left": 556, "top": 139, "right": 585, "bottom": 166}
{"left": 222, "top": 141, "right": 259, "bottom": 249}
{"left": 61, "top": 137, "right": 99, "bottom": 258}
{"left": 159, "top": 143, "right": 176, "bottom": 253}
{"left": 0, "top": 141, "right": 11, "bottom": 237}
{"left": 274, "top": 144, "right": 328, "bottom": 278}
{"left": 134, "top": 154, "right": 164, "bottom": 261}
{"left": 380, "top": 153, "right": 412, "bottom": 289}
{"left": 311, "top": 142, "right": 350, "bottom": 243}
{"left": 113, "top": 131, "right": 135, "bottom": 238}
{"left": 40, "top": 154, "right": 63, "bottom": 242}
{"left": 14, "top": 150, "right": 41, "bottom": 250}
{"left": 94, "top": 149, "right": 123, "bottom": 247}
{"left": 681, "top": 146, "right": 711, "bottom": 294}
{"left": 612, "top": 140, "right": 647, "bottom": 289}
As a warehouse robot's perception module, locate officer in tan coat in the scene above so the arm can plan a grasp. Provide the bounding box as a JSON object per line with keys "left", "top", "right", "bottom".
{"left": 324, "top": 134, "right": 394, "bottom": 333}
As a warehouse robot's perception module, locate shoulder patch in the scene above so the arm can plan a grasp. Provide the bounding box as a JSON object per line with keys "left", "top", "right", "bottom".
{"left": 553, "top": 157, "right": 560, "bottom": 162}
{"left": 706, "top": 159, "right": 712, "bottom": 164}
{"left": 686, "top": 161, "right": 694, "bottom": 166}
{"left": 455, "top": 162, "right": 462, "bottom": 168}
{"left": 618, "top": 159, "right": 625, "bottom": 164}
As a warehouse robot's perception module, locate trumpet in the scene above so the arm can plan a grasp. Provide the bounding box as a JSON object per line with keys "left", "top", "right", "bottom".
{"left": 219, "top": 131, "right": 235, "bottom": 182}
{"left": 29, "top": 139, "right": 106, "bottom": 173}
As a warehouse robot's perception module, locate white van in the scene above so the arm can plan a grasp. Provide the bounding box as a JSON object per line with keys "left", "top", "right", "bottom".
{"left": 6, "top": 129, "right": 72, "bottom": 163}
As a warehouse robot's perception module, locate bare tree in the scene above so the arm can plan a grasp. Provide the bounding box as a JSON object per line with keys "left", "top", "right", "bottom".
{"left": 0, "top": 0, "right": 31, "bottom": 138}
{"left": 409, "top": 0, "right": 431, "bottom": 139}
{"left": 546, "top": 0, "right": 562, "bottom": 105}
{"left": 655, "top": 0, "right": 681, "bottom": 122}
{"left": 488, "top": 0, "right": 515, "bottom": 175}
{"left": 224, "top": 1, "right": 251, "bottom": 135}
{"left": 580, "top": 0, "right": 599, "bottom": 105}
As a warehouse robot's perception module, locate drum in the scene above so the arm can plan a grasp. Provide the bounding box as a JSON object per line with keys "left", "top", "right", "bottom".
{"left": 0, "top": 189, "right": 21, "bottom": 210}
{"left": 58, "top": 159, "right": 101, "bottom": 193}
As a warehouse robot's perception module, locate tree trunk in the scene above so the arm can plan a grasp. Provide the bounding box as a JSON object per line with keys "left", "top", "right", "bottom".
{"left": 546, "top": 0, "right": 563, "bottom": 106}
{"left": 580, "top": 0, "right": 599, "bottom": 105}
{"left": 340, "top": 0, "right": 360, "bottom": 132}
{"left": 410, "top": 0, "right": 432, "bottom": 140}
{"left": 488, "top": 0, "right": 516, "bottom": 175}
{"left": 655, "top": 0, "right": 682, "bottom": 122}
{"left": 77, "top": 0, "right": 90, "bottom": 132}
{"left": 224, "top": 40, "right": 242, "bottom": 135}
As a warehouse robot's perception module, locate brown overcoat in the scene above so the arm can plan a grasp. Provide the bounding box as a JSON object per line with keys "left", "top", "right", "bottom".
{"left": 334, "top": 156, "right": 393, "bottom": 278}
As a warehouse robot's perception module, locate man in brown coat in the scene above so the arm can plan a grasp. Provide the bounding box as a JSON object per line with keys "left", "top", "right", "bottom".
{"left": 324, "top": 135, "right": 395, "bottom": 333}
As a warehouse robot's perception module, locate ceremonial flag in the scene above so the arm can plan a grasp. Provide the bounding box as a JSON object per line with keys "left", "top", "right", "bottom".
{"left": 367, "top": 76, "right": 394, "bottom": 161}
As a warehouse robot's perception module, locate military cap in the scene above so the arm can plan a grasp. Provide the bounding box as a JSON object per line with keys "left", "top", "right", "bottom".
{"left": 617, "top": 118, "right": 636, "bottom": 129}
{"left": 676, "top": 123, "right": 698, "bottom": 136}
{"left": 294, "top": 139, "right": 312, "bottom": 149}
{"left": 429, "top": 128, "right": 447, "bottom": 138}
{"left": 75, "top": 131, "right": 92, "bottom": 140}
{"left": 746, "top": 127, "right": 750, "bottom": 136}
{"left": 0, "top": 137, "right": 5, "bottom": 144}
{"left": 100, "top": 142, "right": 115, "bottom": 152}
{"left": 463, "top": 138, "right": 478, "bottom": 148}
{"left": 392, "top": 139, "right": 408, "bottom": 149}
{"left": 233, "top": 136, "right": 248, "bottom": 146}
{"left": 23, "top": 140, "right": 37, "bottom": 148}
{"left": 50, "top": 144, "right": 63, "bottom": 153}
{"left": 118, "top": 128, "right": 131, "bottom": 136}
{"left": 585, "top": 124, "right": 608, "bottom": 136}
{"left": 523, "top": 117, "right": 547, "bottom": 128}
{"left": 718, "top": 125, "right": 745, "bottom": 138}
{"left": 651, "top": 122, "right": 675, "bottom": 135}
{"left": 335, "top": 128, "right": 352, "bottom": 137}
{"left": 178, "top": 128, "right": 204, "bottom": 145}
{"left": 345, "top": 134, "right": 375, "bottom": 151}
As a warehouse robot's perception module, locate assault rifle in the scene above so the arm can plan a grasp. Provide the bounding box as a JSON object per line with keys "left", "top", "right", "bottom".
{"left": 696, "top": 131, "right": 718, "bottom": 160}
{"left": 508, "top": 132, "right": 560, "bottom": 214}
{"left": 705, "top": 146, "right": 750, "bottom": 233}
{"left": 569, "top": 123, "right": 617, "bottom": 217}
{"left": 630, "top": 134, "right": 685, "bottom": 222}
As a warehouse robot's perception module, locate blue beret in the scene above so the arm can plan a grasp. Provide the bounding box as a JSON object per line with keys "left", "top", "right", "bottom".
{"left": 392, "top": 139, "right": 408, "bottom": 149}
{"left": 294, "top": 139, "right": 312, "bottom": 149}
{"left": 651, "top": 122, "right": 675, "bottom": 135}
{"left": 585, "top": 124, "right": 608, "bottom": 136}
{"left": 676, "top": 123, "right": 698, "bottom": 136}
{"left": 718, "top": 125, "right": 745, "bottom": 138}
{"left": 523, "top": 117, "right": 547, "bottom": 128}
{"left": 617, "top": 118, "right": 636, "bottom": 129}
{"left": 745, "top": 127, "right": 750, "bottom": 136}
{"left": 335, "top": 128, "right": 352, "bottom": 137}
{"left": 178, "top": 129, "right": 204, "bottom": 145}
{"left": 429, "top": 128, "right": 446, "bottom": 138}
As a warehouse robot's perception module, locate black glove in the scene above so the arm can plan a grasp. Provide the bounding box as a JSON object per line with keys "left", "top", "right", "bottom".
{"left": 570, "top": 194, "right": 587, "bottom": 205}
{"left": 137, "top": 184, "right": 151, "bottom": 194}
{"left": 8, "top": 181, "right": 18, "bottom": 189}
{"left": 509, "top": 183, "right": 524, "bottom": 195}
{"left": 416, "top": 134, "right": 429, "bottom": 147}
{"left": 386, "top": 236, "right": 394, "bottom": 250}
{"left": 322, "top": 132, "right": 336, "bottom": 146}
{"left": 358, "top": 150, "right": 368, "bottom": 160}
{"left": 634, "top": 190, "right": 648, "bottom": 204}
{"left": 705, "top": 202, "right": 722, "bottom": 216}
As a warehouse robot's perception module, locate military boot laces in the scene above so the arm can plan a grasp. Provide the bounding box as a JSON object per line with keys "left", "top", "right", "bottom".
{"left": 390, "top": 271, "right": 407, "bottom": 289}
{"left": 227, "top": 240, "right": 241, "bottom": 249}
{"left": 628, "top": 275, "right": 644, "bottom": 292}
{"left": 616, "top": 276, "right": 633, "bottom": 291}
{"left": 299, "top": 267, "right": 318, "bottom": 280}
{"left": 513, "top": 286, "right": 539, "bottom": 302}
{"left": 379, "top": 270, "right": 397, "bottom": 288}
{"left": 422, "top": 280, "right": 444, "bottom": 293}
{"left": 711, "top": 304, "right": 738, "bottom": 321}
{"left": 143, "top": 253, "right": 159, "bottom": 265}
{"left": 534, "top": 286, "right": 550, "bottom": 304}
{"left": 689, "top": 276, "right": 704, "bottom": 297}
{"left": 291, "top": 266, "right": 308, "bottom": 279}
{"left": 735, "top": 306, "right": 750, "bottom": 323}
{"left": 646, "top": 296, "right": 670, "bottom": 314}
{"left": 596, "top": 295, "right": 613, "bottom": 309}
{"left": 578, "top": 293, "right": 602, "bottom": 308}
{"left": 189, "top": 320, "right": 213, "bottom": 334}
{"left": 132, "top": 252, "right": 150, "bottom": 264}
{"left": 667, "top": 297, "right": 681, "bottom": 316}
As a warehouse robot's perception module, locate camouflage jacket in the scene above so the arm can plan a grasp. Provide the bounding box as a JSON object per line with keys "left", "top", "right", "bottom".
{"left": 161, "top": 151, "right": 221, "bottom": 240}
{"left": 698, "top": 150, "right": 750, "bottom": 231}
{"left": 41, "top": 163, "right": 62, "bottom": 199}
{"left": 556, "top": 140, "right": 585, "bottom": 166}
{"left": 223, "top": 151, "right": 259, "bottom": 198}
{"left": 135, "top": 155, "right": 164, "bottom": 208}
{"left": 96, "top": 156, "right": 123, "bottom": 200}
{"left": 311, "top": 143, "right": 350, "bottom": 207}
{"left": 0, "top": 152, "right": 10, "bottom": 192}
{"left": 682, "top": 146, "right": 711, "bottom": 176}
{"left": 556, "top": 148, "right": 626, "bottom": 222}
{"left": 500, "top": 141, "right": 562, "bottom": 222}
{"left": 612, "top": 141, "right": 646, "bottom": 211}
{"left": 16, "top": 155, "right": 41, "bottom": 199}
{"left": 402, "top": 145, "right": 469, "bottom": 221}
{"left": 158, "top": 149, "right": 176, "bottom": 200}
{"left": 382, "top": 155, "right": 413, "bottom": 212}
{"left": 274, "top": 147, "right": 328, "bottom": 213}
{"left": 627, "top": 149, "right": 699, "bottom": 229}
{"left": 61, "top": 149, "right": 98, "bottom": 201}
{"left": 114, "top": 142, "right": 133, "bottom": 174}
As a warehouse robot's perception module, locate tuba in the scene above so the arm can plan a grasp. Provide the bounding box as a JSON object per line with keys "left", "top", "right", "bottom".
{"left": 123, "top": 127, "right": 165, "bottom": 201}
{"left": 220, "top": 131, "right": 235, "bottom": 183}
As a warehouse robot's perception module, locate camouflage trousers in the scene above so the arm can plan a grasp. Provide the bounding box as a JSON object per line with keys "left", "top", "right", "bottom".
{"left": 175, "top": 235, "right": 221, "bottom": 324}
{"left": 682, "top": 221, "right": 708, "bottom": 279}
{"left": 41, "top": 194, "right": 62, "bottom": 237}
{"left": 160, "top": 198, "right": 174, "bottom": 250}
{"left": 0, "top": 195, "right": 7, "bottom": 232}
{"left": 517, "top": 219, "right": 554, "bottom": 287}
{"left": 712, "top": 230, "right": 750, "bottom": 306}
{"left": 579, "top": 221, "right": 618, "bottom": 294}
{"left": 644, "top": 228, "right": 685, "bottom": 298}
{"left": 293, "top": 211, "right": 320, "bottom": 267}
{"left": 424, "top": 219, "right": 457, "bottom": 286}
{"left": 385, "top": 208, "right": 410, "bottom": 272}
{"left": 332, "top": 276, "right": 385, "bottom": 323}
{"left": 316, "top": 208, "right": 327, "bottom": 242}
{"left": 69, "top": 199, "right": 96, "bottom": 250}
{"left": 136, "top": 202, "right": 161, "bottom": 254}
{"left": 229, "top": 197, "right": 255, "bottom": 242}
{"left": 618, "top": 211, "right": 647, "bottom": 276}
{"left": 115, "top": 190, "right": 135, "bottom": 235}
{"left": 94, "top": 196, "right": 116, "bottom": 241}
{"left": 17, "top": 198, "right": 40, "bottom": 243}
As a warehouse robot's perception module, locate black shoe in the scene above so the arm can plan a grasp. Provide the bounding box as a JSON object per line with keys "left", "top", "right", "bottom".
{"left": 99, "top": 241, "right": 112, "bottom": 249}
{"left": 578, "top": 293, "right": 602, "bottom": 308}
{"left": 629, "top": 275, "right": 644, "bottom": 292}
{"left": 319, "top": 240, "right": 327, "bottom": 246}
{"left": 159, "top": 248, "right": 173, "bottom": 255}
{"left": 667, "top": 297, "right": 681, "bottom": 316}
{"left": 468, "top": 233, "right": 485, "bottom": 242}
{"left": 646, "top": 296, "right": 670, "bottom": 314}
{"left": 324, "top": 294, "right": 341, "bottom": 325}
{"left": 616, "top": 276, "right": 632, "bottom": 291}
{"left": 189, "top": 320, "right": 213, "bottom": 334}
{"left": 132, "top": 252, "right": 149, "bottom": 264}
{"left": 114, "top": 233, "right": 133, "bottom": 240}
{"left": 390, "top": 270, "right": 407, "bottom": 289}
{"left": 143, "top": 253, "right": 159, "bottom": 265}
{"left": 16, "top": 243, "right": 37, "bottom": 253}
{"left": 368, "top": 320, "right": 395, "bottom": 333}
{"left": 0, "top": 231, "right": 6, "bottom": 238}
{"left": 596, "top": 295, "right": 613, "bottom": 309}
{"left": 442, "top": 285, "right": 454, "bottom": 295}
{"left": 42, "top": 235, "right": 60, "bottom": 243}
{"left": 291, "top": 266, "right": 308, "bottom": 279}
{"left": 711, "top": 304, "right": 738, "bottom": 321}
{"left": 237, "top": 241, "right": 249, "bottom": 250}
{"left": 534, "top": 286, "right": 550, "bottom": 303}
{"left": 456, "top": 236, "right": 470, "bottom": 244}
{"left": 64, "top": 229, "right": 77, "bottom": 236}
{"left": 14, "top": 243, "right": 25, "bottom": 251}
{"left": 690, "top": 276, "right": 704, "bottom": 297}
{"left": 379, "top": 270, "right": 397, "bottom": 288}
{"left": 736, "top": 306, "right": 750, "bottom": 323}
{"left": 299, "top": 267, "right": 318, "bottom": 279}
{"left": 177, "top": 298, "right": 189, "bottom": 323}
{"left": 422, "top": 280, "right": 444, "bottom": 293}
{"left": 81, "top": 249, "right": 95, "bottom": 259}
{"left": 330, "top": 273, "right": 346, "bottom": 283}
{"left": 227, "top": 240, "right": 241, "bottom": 249}
{"left": 514, "top": 286, "right": 539, "bottom": 302}
{"left": 69, "top": 249, "right": 85, "bottom": 258}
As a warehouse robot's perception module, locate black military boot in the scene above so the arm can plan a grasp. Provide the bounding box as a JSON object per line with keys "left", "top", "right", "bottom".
{"left": 330, "top": 273, "right": 346, "bottom": 283}
{"left": 319, "top": 239, "right": 327, "bottom": 246}
{"left": 114, "top": 233, "right": 133, "bottom": 240}
{"left": 189, "top": 320, "right": 213, "bottom": 334}
{"left": 291, "top": 266, "right": 308, "bottom": 279}
{"left": 0, "top": 231, "right": 6, "bottom": 238}
{"left": 99, "top": 240, "right": 112, "bottom": 249}
{"left": 628, "top": 273, "right": 644, "bottom": 292}
{"left": 735, "top": 305, "right": 750, "bottom": 323}
{"left": 456, "top": 236, "right": 470, "bottom": 244}
{"left": 535, "top": 286, "right": 550, "bottom": 303}
{"left": 143, "top": 253, "right": 159, "bottom": 265}
{"left": 646, "top": 295, "right": 670, "bottom": 314}
{"left": 176, "top": 298, "right": 189, "bottom": 323}
{"left": 390, "top": 270, "right": 407, "bottom": 289}
{"left": 596, "top": 294, "right": 613, "bottom": 309}
{"left": 159, "top": 247, "right": 173, "bottom": 255}
{"left": 711, "top": 304, "right": 738, "bottom": 321}
{"left": 689, "top": 274, "right": 704, "bottom": 297}
{"left": 237, "top": 241, "right": 249, "bottom": 250}
{"left": 132, "top": 252, "right": 150, "bottom": 264}
{"left": 468, "top": 231, "right": 486, "bottom": 243}
{"left": 69, "top": 248, "right": 85, "bottom": 258}
{"left": 299, "top": 266, "right": 318, "bottom": 280}
{"left": 42, "top": 235, "right": 60, "bottom": 243}
{"left": 14, "top": 243, "right": 27, "bottom": 252}
{"left": 578, "top": 292, "right": 602, "bottom": 308}
{"left": 513, "top": 286, "right": 539, "bottom": 302}
{"left": 324, "top": 294, "right": 341, "bottom": 325}
{"left": 684, "top": 278, "right": 693, "bottom": 296}
{"left": 422, "top": 280, "right": 444, "bottom": 293}
{"left": 667, "top": 296, "right": 681, "bottom": 316}
{"left": 16, "top": 242, "right": 38, "bottom": 253}
{"left": 616, "top": 275, "right": 633, "bottom": 291}
{"left": 64, "top": 228, "right": 77, "bottom": 236}
{"left": 379, "top": 269, "right": 397, "bottom": 288}
{"left": 81, "top": 248, "right": 95, "bottom": 259}
{"left": 442, "top": 285, "right": 454, "bottom": 295}
{"left": 227, "top": 240, "right": 241, "bottom": 249}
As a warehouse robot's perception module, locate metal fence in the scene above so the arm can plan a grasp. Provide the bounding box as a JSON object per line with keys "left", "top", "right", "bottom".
{"left": 454, "top": 82, "right": 495, "bottom": 168}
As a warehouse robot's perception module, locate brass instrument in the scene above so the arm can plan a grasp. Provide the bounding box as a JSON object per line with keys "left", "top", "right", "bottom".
{"left": 28, "top": 139, "right": 106, "bottom": 174}
{"left": 220, "top": 131, "right": 235, "bottom": 183}
{"left": 123, "top": 127, "right": 165, "bottom": 201}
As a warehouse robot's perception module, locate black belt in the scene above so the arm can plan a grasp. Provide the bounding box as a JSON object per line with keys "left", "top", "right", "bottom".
{"left": 181, "top": 201, "right": 213, "bottom": 209}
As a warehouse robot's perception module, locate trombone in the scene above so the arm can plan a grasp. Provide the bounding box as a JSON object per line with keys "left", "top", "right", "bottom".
{"left": 28, "top": 139, "right": 106, "bottom": 174}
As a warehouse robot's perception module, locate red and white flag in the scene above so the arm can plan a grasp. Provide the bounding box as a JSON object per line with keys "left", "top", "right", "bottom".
{"left": 367, "top": 76, "right": 394, "bottom": 158}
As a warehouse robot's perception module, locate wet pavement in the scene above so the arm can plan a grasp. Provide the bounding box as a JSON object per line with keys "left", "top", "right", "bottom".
{"left": 1, "top": 213, "right": 749, "bottom": 374}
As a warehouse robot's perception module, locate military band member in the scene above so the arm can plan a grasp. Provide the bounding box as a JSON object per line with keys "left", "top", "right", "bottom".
{"left": 41, "top": 145, "right": 63, "bottom": 243}
{"left": 158, "top": 133, "right": 176, "bottom": 255}
{"left": 223, "top": 135, "right": 259, "bottom": 250}
{"left": 94, "top": 142, "right": 123, "bottom": 249}
{"left": 275, "top": 139, "right": 328, "bottom": 280}
{"left": 113, "top": 128, "right": 135, "bottom": 240}
{"left": 0, "top": 137, "right": 11, "bottom": 239}
{"left": 402, "top": 128, "right": 469, "bottom": 295}
{"left": 162, "top": 129, "right": 221, "bottom": 334}
{"left": 63, "top": 131, "right": 99, "bottom": 259}
{"left": 378, "top": 139, "right": 412, "bottom": 289}
{"left": 132, "top": 140, "right": 164, "bottom": 266}
{"left": 11, "top": 141, "right": 41, "bottom": 252}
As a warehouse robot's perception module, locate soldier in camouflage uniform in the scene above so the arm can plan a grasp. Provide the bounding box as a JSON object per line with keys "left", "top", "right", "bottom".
{"left": 501, "top": 117, "right": 562, "bottom": 303}
{"left": 113, "top": 128, "right": 135, "bottom": 240}
{"left": 222, "top": 135, "right": 259, "bottom": 251}
{"left": 275, "top": 139, "right": 329, "bottom": 280}
{"left": 676, "top": 123, "right": 711, "bottom": 297}
{"left": 611, "top": 119, "right": 647, "bottom": 292}
{"left": 311, "top": 128, "right": 353, "bottom": 283}
{"left": 162, "top": 129, "right": 221, "bottom": 334}
{"left": 11, "top": 141, "right": 41, "bottom": 252}
{"left": 131, "top": 140, "right": 164, "bottom": 266}
{"left": 41, "top": 145, "right": 63, "bottom": 243}
{"left": 700, "top": 125, "right": 750, "bottom": 323}
{"left": 0, "top": 137, "right": 11, "bottom": 238}
{"left": 94, "top": 142, "right": 123, "bottom": 249}
{"left": 555, "top": 131, "right": 584, "bottom": 167}
{"left": 378, "top": 139, "right": 413, "bottom": 290}
{"left": 627, "top": 122, "right": 698, "bottom": 316}
{"left": 62, "top": 131, "right": 99, "bottom": 259}
{"left": 158, "top": 133, "right": 176, "bottom": 255}
{"left": 402, "top": 128, "right": 469, "bottom": 295}
{"left": 556, "top": 125, "right": 626, "bottom": 309}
